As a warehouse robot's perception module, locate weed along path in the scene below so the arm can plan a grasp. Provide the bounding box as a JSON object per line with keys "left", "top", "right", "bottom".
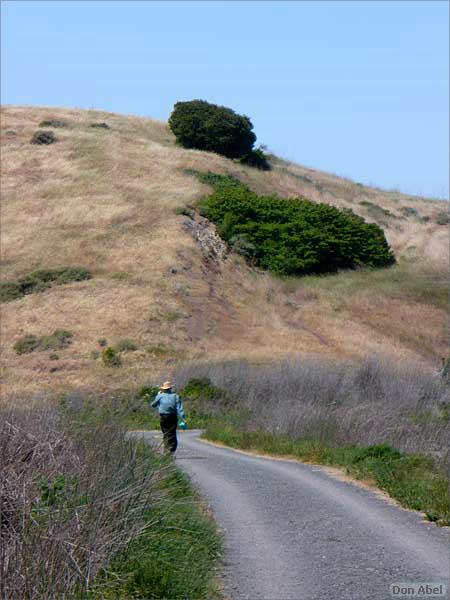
{"left": 137, "top": 430, "right": 449, "bottom": 600}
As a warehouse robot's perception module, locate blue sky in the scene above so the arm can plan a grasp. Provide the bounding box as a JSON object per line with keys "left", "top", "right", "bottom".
{"left": 2, "top": 0, "right": 449, "bottom": 198}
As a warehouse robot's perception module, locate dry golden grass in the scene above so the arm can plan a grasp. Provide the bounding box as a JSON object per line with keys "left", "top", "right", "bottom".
{"left": 1, "top": 105, "right": 448, "bottom": 402}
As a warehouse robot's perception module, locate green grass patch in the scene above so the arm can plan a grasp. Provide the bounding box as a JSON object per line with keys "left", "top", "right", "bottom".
{"left": 92, "top": 456, "right": 222, "bottom": 599}
{"left": 202, "top": 424, "right": 450, "bottom": 526}
{"left": 0, "top": 266, "right": 91, "bottom": 302}
{"left": 284, "top": 259, "right": 448, "bottom": 311}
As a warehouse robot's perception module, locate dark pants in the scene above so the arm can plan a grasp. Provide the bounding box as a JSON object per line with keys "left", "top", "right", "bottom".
{"left": 160, "top": 413, "right": 178, "bottom": 453}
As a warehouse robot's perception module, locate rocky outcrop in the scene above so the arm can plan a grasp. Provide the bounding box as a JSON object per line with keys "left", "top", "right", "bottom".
{"left": 182, "top": 213, "right": 228, "bottom": 263}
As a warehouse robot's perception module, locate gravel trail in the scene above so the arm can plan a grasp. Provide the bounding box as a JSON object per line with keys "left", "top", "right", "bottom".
{"left": 137, "top": 430, "right": 449, "bottom": 600}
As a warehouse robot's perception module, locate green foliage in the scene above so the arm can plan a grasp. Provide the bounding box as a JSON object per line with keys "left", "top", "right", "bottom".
{"left": 199, "top": 175, "right": 396, "bottom": 276}
{"left": 49, "top": 353, "right": 60, "bottom": 361}
{"left": 1, "top": 266, "right": 91, "bottom": 302}
{"left": 350, "top": 443, "right": 402, "bottom": 463}
{"left": 102, "top": 347, "right": 121, "bottom": 367}
{"left": 37, "top": 474, "right": 79, "bottom": 508}
{"left": 182, "top": 377, "right": 224, "bottom": 401}
{"left": 115, "top": 338, "right": 138, "bottom": 352}
{"left": 168, "top": 99, "right": 256, "bottom": 158}
{"left": 90, "top": 122, "right": 110, "bottom": 129}
{"left": 14, "top": 335, "right": 41, "bottom": 355}
{"left": 40, "top": 330, "right": 73, "bottom": 350}
{"left": 435, "top": 210, "right": 450, "bottom": 226}
{"left": 38, "top": 119, "right": 68, "bottom": 128}
{"left": 239, "top": 147, "right": 271, "bottom": 171}
{"left": 359, "top": 201, "right": 395, "bottom": 220}
{"left": 94, "top": 465, "right": 222, "bottom": 599}
{"left": 136, "top": 385, "right": 160, "bottom": 401}
{"left": 31, "top": 130, "right": 57, "bottom": 145}
{"left": 0, "top": 282, "right": 23, "bottom": 302}
{"left": 14, "top": 330, "right": 73, "bottom": 354}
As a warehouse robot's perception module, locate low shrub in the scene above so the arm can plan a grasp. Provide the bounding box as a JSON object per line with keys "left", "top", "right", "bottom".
{"left": 90, "top": 122, "right": 110, "bottom": 129}
{"left": 400, "top": 206, "right": 418, "bottom": 217}
{"left": 102, "top": 347, "right": 122, "bottom": 367}
{"left": 31, "top": 130, "right": 57, "bottom": 145}
{"left": 198, "top": 174, "right": 396, "bottom": 276}
{"left": 13, "top": 330, "right": 73, "bottom": 355}
{"left": 435, "top": 210, "right": 450, "bottom": 226}
{"left": 182, "top": 377, "right": 224, "bottom": 401}
{"left": 14, "top": 335, "right": 41, "bottom": 355}
{"left": 168, "top": 99, "right": 256, "bottom": 158}
{"left": 1, "top": 266, "right": 91, "bottom": 302}
{"left": 239, "top": 147, "right": 271, "bottom": 171}
{"left": 38, "top": 119, "right": 68, "bottom": 128}
{"left": 0, "top": 282, "right": 23, "bottom": 302}
{"left": 40, "top": 329, "right": 73, "bottom": 351}
{"left": 115, "top": 338, "right": 138, "bottom": 352}
{"left": 351, "top": 443, "right": 402, "bottom": 463}
{"left": 359, "top": 201, "right": 395, "bottom": 219}
{"left": 98, "top": 338, "right": 108, "bottom": 347}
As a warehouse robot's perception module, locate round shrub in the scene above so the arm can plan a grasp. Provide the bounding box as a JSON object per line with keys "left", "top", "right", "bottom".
{"left": 168, "top": 99, "right": 256, "bottom": 159}
{"left": 199, "top": 175, "right": 396, "bottom": 276}
{"left": 31, "top": 130, "right": 57, "bottom": 145}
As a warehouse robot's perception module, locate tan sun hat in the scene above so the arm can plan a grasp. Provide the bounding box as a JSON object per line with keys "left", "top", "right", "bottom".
{"left": 160, "top": 381, "right": 173, "bottom": 390}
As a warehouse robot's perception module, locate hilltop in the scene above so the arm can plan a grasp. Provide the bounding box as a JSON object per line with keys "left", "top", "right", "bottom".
{"left": 1, "top": 105, "right": 448, "bottom": 400}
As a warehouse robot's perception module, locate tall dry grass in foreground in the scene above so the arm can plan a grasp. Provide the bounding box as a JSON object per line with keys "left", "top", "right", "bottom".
{"left": 0, "top": 405, "right": 172, "bottom": 600}
{"left": 171, "top": 356, "right": 450, "bottom": 464}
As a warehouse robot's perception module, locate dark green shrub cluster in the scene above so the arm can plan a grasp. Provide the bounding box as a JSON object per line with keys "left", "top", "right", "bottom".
{"left": 198, "top": 174, "right": 396, "bottom": 276}
{"left": 14, "top": 330, "right": 73, "bottom": 355}
{"left": 102, "top": 347, "right": 121, "bottom": 367}
{"left": 239, "top": 147, "right": 271, "bottom": 171}
{"left": 38, "top": 119, "right": 68, "bottom": 128}
{"left": 0, "top": 266, "right": 91, "bottom": 302}
{"left": 435, "top": 210, "right": 449, "bottom": 226}
{"left": 169, "top": 99, "right": 256, "bottom": 159}
{"left": 31, "top": 130, "right": 57, "bottom": 145}
{"left": 181, "top": 377, "right": 227, "bottom": 402}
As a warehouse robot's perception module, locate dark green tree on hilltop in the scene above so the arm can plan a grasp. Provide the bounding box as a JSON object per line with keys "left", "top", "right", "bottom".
{"left": 168, "top": 100, "right": 256, "bottom": 159}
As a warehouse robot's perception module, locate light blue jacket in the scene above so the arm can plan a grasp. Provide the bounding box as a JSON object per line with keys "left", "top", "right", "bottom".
{"left": 151, "top": 392, "right": 185, "bottom": 419}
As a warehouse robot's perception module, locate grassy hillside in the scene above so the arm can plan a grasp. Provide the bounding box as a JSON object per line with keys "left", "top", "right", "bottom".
{"left": 1, "top": 105, "right": 448, "bottom": 401}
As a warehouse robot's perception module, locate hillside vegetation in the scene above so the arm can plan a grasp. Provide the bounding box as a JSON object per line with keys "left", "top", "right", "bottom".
{"left": 1, "top": 105, "right": 448, "bottom": 400}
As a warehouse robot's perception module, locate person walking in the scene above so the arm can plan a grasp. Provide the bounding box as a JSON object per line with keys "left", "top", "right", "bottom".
{"left": 151, "top": 381, "right": 186, "bottom": 454}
